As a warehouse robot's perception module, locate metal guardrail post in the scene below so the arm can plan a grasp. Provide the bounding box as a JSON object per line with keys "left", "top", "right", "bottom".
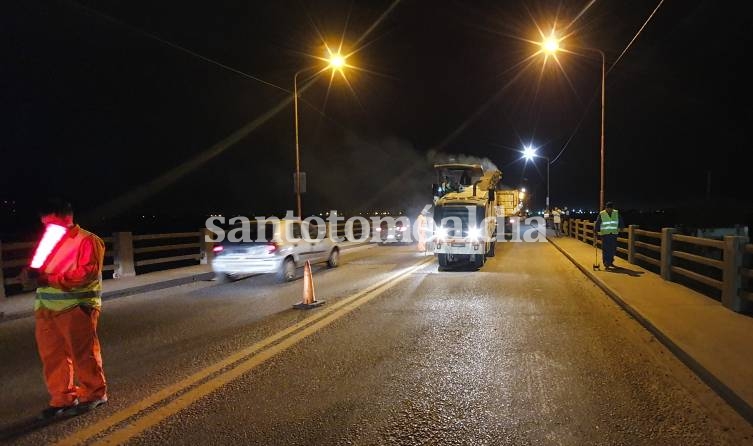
{"left": 200, "top": 228, "right": 214, "bottom": 265}
{"left": 628, "top": 225, "right": 638, "bottom": 264}
{"left": 660, "top": 228, "right": 675, "bottom": 281}
{"left": 113, "top": 232, "right": 136, "bottom": 278}
{"left": 722, "top": 236, "right": 750, "bottom": 312}
{"left": 0, "top": 240, "right": 5, "bottom": 299}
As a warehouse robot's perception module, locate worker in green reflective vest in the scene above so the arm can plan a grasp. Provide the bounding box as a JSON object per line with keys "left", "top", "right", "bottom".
{"left": 595, "top": 201, "right": 624, "bottom": 269}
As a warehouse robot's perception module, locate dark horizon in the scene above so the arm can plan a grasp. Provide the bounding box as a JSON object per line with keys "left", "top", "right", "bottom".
{"left": 3, "top": 1, "right": 752, "bottom": 237}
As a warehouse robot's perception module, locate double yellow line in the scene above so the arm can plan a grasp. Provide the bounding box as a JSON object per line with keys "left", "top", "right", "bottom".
{"left": 56, "top": 256, "right": 433, "bottom": 445}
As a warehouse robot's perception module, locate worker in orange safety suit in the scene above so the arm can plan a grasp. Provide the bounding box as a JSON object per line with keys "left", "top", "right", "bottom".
{"left": 20, "top": 199, "right": 108, "bottom": 420}
{"left": 416, "top": 209, "right": 429, "bottom": 252}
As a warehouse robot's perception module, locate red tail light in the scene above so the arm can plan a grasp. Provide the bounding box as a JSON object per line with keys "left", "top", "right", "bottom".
{"left": 212, "top": 245, "right": 224, "bottom": 253}
{"left": 266, "top": 243, "right": 278, "bottom": 253}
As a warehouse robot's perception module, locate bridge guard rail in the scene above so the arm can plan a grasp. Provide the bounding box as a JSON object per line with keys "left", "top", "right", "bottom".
{"left": 1, "top": 221, "right": 370, "bottom": 298}
{"left": 562, "top": 218, "right": 752, "bottom": 313}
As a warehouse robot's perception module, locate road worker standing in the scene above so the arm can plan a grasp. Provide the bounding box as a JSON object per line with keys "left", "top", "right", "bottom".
{"left": 595, "top": 201, "right": 624, "bottom": 269}
{"left": 416, "top": 209, "right": 429, "bottom": 252}
{"left": 20, "top": 199, "right": 108, "bottom": 419}
{"left": 552, "top": 207, "right": 562, "bottom": 237}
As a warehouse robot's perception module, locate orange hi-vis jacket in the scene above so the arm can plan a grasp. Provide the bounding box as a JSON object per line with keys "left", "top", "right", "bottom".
{"left": 35, "top": 225, "right": 105, "bottom": 312}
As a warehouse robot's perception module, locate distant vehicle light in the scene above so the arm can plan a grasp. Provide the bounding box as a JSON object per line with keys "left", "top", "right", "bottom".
{"left": 375, "top": 227, "right": 382, "bottom": 232}
{"left": 30, "top": 223, "right": 67, "bottom": 268}
{"left": 212, "top": 245, "right": 224, "bottom": 253}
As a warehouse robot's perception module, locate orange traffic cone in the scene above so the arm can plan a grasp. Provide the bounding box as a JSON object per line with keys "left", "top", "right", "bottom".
{"left": 293, "top": 260, "right": 325, "bottom": 309}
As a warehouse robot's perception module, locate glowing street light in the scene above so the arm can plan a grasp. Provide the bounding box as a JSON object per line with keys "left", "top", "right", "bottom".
{"left": 536, "top": 31, "right": 606, "bottom": 210}
{"left": 293, "top": 50, "right": 349, "bottom": 219}
{"left": 542, "top": 36, "right": 559, "bottom": 54}
{"left": 328, "top": 54, "right": 346, "bottom": 69}
{"left": 523, "top": 145, "right": 537, "bottom": 161}
{"left": 522, "top": 144, "right": 551, "bottom": 211}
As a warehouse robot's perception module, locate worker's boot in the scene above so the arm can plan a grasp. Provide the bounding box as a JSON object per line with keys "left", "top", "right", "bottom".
{"left": 71, "top": 396, "right": 108, "bottom": 415}
{"left": 38, "top": 399, "right": 78, "bottom": 420}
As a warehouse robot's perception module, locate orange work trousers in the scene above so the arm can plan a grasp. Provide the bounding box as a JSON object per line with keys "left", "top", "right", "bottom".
{"left": 417, "top": 234, "right": 426, "bottom": 251}
{"left": 35, "top": 306, "right": 107, "bottom": 407}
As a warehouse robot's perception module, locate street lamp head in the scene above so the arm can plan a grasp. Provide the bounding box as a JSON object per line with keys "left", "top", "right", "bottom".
{"left": 327, "top": 53, "right": 346, "bottom": 70}
{"left": 523, "top": 145, "right": 537, "bottom": 161}
{"left": 542, "top": 36, "right": 559, "bottom": 54}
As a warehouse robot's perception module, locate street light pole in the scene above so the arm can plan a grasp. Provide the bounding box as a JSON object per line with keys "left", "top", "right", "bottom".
{"left": 522, "top": 145, "right": 550, "bottom": 212}
{"left": 597, "top": 49, "right": 606, "bottom": 211}
{"left": 291, "top": 51, "right": 348, "bottom": 220}
{"left": 546, "top": 157, "right": 550, "bottom": 210}
{"left": 538, "top": 37, "right": 606, "bottom": 211}
{"left": 293, "top": 69, "right": 304, "bottom": 220}
{"left": 578, "top": 47, "right": 607, "bottom": 210}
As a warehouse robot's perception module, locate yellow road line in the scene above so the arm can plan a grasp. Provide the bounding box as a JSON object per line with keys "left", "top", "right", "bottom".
{"left": 56, "top": 257, "right": 433, "bottom": 446}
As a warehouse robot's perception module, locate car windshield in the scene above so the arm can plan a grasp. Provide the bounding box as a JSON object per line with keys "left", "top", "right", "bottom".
{"left": 434, "top": 164, "right": 484, "bottom": 187}
{"left": 222, "top": 221, "right": 276, "bottom": 242}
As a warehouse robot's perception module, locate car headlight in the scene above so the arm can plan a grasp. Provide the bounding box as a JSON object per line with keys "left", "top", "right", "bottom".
{"left": 468, "top": 226, "right": 481, "bottom": 240}
{"left": 435, "top": 226, "right": 448, "bottom": 240}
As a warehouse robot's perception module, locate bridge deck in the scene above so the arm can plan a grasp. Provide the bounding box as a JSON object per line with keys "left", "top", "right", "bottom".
{"left": 0, "top": 238, "right": 751, "bottom": 444}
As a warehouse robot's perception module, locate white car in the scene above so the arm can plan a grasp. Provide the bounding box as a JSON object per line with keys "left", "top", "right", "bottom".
{"left": 373, "top": 219, "right": 409, "bottom": 244}
{"left": 211, "top": 220, "right": 339, "bottom": 282}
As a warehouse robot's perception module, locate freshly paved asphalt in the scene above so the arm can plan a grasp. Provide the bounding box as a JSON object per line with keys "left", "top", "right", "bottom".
{"left": 1, "top": 240, "right": 751, "bottom": 445}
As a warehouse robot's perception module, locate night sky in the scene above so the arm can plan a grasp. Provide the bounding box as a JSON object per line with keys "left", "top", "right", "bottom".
{"left": 2, "top": 0, "right": 752, "bottom": 234}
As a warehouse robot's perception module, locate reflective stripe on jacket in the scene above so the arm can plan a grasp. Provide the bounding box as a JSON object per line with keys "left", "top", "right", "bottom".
{"left": 598, "top": 210, "right": 620, "bottom": 235}
{"left": 35, "top": 226, "right": 104, "bottom": 312}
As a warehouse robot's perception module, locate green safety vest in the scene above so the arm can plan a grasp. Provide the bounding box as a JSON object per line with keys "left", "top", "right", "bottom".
{"left": 598, "top": 210, "right": 620, "bottom": 235}
{"left": 35, "top": 226, "right": 104, "bottom": 312}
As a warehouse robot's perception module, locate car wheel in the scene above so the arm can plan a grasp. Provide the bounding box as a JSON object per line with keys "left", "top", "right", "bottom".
{"left": 472, "top": 253, "right": 485, "bottom": 269}
{"left": 327, "top": 248, "right": 339, "bottom": 268}
{"left": 214, "top": 272, "right": 233, "bottom": 283}
{"left": 278, "top": 258, "right": 296, "bottom": 282}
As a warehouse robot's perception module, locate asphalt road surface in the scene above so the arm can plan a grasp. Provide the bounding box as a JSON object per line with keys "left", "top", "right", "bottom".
{"left": 1, "top": 239, "right": 751, "bottom": 445}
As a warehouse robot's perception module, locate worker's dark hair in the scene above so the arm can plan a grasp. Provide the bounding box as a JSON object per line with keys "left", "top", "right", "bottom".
{"left": 605, "top": 201, "right": 614, "bottom": 208}
{"left": 38, "top": 198, "right": 74, "bottom": 217}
